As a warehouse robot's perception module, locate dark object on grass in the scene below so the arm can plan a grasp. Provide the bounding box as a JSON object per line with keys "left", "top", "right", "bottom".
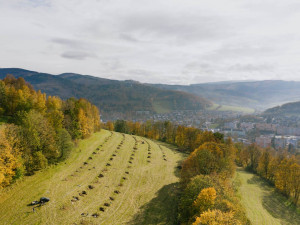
{"left": 109, "top": 197, "right": 115, "bottom": 201}
{"left": 99, "top": 207, "right": 105, "bottom": 212}
{"left": 88, "top": 157, "right": 93, "bottom": 160}
{"left": 125, "top": 171, "right": 129, "bottom": 174}
{"left": 177, "top": 165, "right": 182, "bottom": 169}
{"left": 28, "top": 197, "right": 50, "bottom": 207}
{"left": 130, "top": 157, "right": 133, "bottom": 160}
{"left": 104, "top": 203, "right": 110, "bottom": 207}
{"left": 93, "top": 152, "right": 97, "bottom": 154}
{"left": 82, "top": 191, "right": 87, "bottom": 195}
{"left": 98, "top": 173, "right": 104, "bottom": 178}
{"left": 40, "top": 197, "right": 50, "bottom": 204}
{"left": 114, "top": 190, "right": 120, "bottom": 194}
{"left": 164, "top": 158, "right": 167, "bottom": 161}
{"left": 106, "top": 163, "right": 111, "bottom": 166}
{"left": 122, "top": 177, "right": 126, "bottom": 180}
{"left": 110, "top": 158, "right": 113, "bottom": 161}
{"left": 81, "top": 213, "right": 88, "bottom": 217}
{"left": 96, "top": 148, "right": 99, "bottom": 150}
{"left": 84, "top": 162, "right": 88, "bottom": 165}
{"left": 147, "top": 156, "right": 151, "bottom": 158}
{"left": 28, "top": 201, "right": 39, "bottom": 206}
{"left": 128, "top": 161, "right": 132, "bottom": 164}
{"left": 112, "top": 154, "right": 116, "bottom": 156}
{"left": 147, "top": 160, "right": 150, "bottom": 163}
{"left": 88, "top": 185, "right": 94, "bottom": 189}
{"left": 92, "top": 213, "right": 99, "bottom": 218}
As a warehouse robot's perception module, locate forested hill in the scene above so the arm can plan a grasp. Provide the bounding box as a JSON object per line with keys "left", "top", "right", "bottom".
{"left": 264, "top": 100, "right": 300, "bottom": 115}
{"left": 152, "top": 80, "right": 300, "bottom": 110}
{"left": 0, "top": 68, "right": 211, "bottom": 119}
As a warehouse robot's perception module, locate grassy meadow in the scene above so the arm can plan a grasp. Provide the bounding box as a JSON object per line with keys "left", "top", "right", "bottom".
{"left": 207, "top": 103, "right": 255, "bottom": 113}
{"left": 0, "top": 130, "right": 185, "bottom": 225}
{"left": 236, "top": 168, "right": 300, "bottom": 225}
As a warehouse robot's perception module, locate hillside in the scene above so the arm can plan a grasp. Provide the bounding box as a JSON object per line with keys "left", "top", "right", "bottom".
{"left": 152, "top": 80, "right": 300, "bottom": 110}
{"left": 0, "top": 130, "right": 185, "bottom": 225}
{"left": 264, "top": 101, "right": 300, "bottom": 115}
{"left": 0, "top": 68, "right": 211, "bottom": 119}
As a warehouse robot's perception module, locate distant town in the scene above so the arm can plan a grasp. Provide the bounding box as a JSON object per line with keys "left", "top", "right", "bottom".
{"left": 104, "top": 109, "right": 300, "bottom": 153}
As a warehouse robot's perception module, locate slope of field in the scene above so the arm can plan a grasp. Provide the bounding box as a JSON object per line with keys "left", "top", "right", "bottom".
{"left": 236, "top": 168, "right": 300, "bottom": 225}
{"left": 0, "top": 130, "right": 185, "bottom": 225}
{"left": 207, "top": 103, "right": 255, "bottom": 113}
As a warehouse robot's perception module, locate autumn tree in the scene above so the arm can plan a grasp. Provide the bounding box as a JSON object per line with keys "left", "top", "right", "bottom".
{"left": 193, "top": 209, "right": 241, "bottom": 225}
{"left": 0, "top": 125, "right": 21, "bottom": 188}
{"left": 193, "top": 187, "right": 217, "bottom": 213}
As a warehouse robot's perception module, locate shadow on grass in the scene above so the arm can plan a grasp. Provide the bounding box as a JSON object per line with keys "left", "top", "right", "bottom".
{"left": 244, "top": 170, "right": 300, "bottom": 224}
{"left": 262, "top": 191, "right": 300, "bottom": 224}
{"left": 126, "top": 182, "right": 180, "bottom": 225}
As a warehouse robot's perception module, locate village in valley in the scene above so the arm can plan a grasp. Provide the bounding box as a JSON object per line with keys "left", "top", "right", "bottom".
{"left": 104, "top": 109, "right": 300, "bottom": 153}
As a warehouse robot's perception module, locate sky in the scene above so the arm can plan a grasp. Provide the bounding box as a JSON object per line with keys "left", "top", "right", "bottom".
{"left": 1, "top": 0, "right": 300, "bottom": 84}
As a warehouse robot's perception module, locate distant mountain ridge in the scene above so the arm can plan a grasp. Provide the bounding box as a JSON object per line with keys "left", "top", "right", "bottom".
{"left": 151, "top": 80, "right": 300, "bottom": 110}
{"left": 0, "top": 68, "right": 211, "bottom": 119}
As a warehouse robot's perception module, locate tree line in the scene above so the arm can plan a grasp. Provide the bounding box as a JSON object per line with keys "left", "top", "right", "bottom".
{"left": 104, "top": 120, "right": 250, "bottom": 224}
{"left": 0, "top": 75, "right": 101, "bottom": 187}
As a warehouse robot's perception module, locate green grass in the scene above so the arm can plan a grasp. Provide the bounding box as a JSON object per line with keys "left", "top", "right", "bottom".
{"left": 207, "top": 103, "right": 255, "bottom": 113}
{"left": 152, "top": 100, "right": 172, "bottom": 114}
{"left": 236, "top": 168, "right": 300, "bottom": 225}
{"left": 0, "top": 130, "right": 185, "bottom": 225}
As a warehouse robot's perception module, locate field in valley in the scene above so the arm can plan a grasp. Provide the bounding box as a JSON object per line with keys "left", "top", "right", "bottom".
{"left": 236, "top": 168, "right": 300, "bottom": 225}
{"left": 0, "top": 130, "right": 185, "bottom": 225}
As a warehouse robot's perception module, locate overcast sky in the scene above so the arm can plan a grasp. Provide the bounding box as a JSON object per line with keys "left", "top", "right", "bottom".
{"left": 1, "top": 0, "right": 300, "bottom": 84}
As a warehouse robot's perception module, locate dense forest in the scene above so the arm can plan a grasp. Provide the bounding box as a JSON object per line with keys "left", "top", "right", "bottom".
{"left": 104, "top": 120, "right": 300, "bottom": 224}
{"left": 0, "top": 75, "right": 101, "bottom": 187}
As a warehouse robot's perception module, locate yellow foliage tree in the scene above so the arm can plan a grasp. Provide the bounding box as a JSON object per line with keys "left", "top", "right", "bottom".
{"left": 193, "top": 187, "right": 217, "bottom": 213}
{"left": 0, "top": 125, "right": 21, "bottom": 188}
{"left": 193, "top": 209, "right": 241, "bottom": 225}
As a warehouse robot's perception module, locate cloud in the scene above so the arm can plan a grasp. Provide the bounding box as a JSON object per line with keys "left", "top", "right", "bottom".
{"left": 228, "top": 63, "right": 275, "bottom": 72}
{"left": 1, "top": 0, "right": 300, "bottom": 84}
{"left": 61, "top": 51, "right": 96, "bottom": 60}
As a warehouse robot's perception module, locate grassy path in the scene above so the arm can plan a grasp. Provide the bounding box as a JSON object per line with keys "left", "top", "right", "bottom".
{"left": 0, "top": 130, "right": 185, "bottom": 225}
{"left": 236, "top": 168, "right": 300, "bottom": 225}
